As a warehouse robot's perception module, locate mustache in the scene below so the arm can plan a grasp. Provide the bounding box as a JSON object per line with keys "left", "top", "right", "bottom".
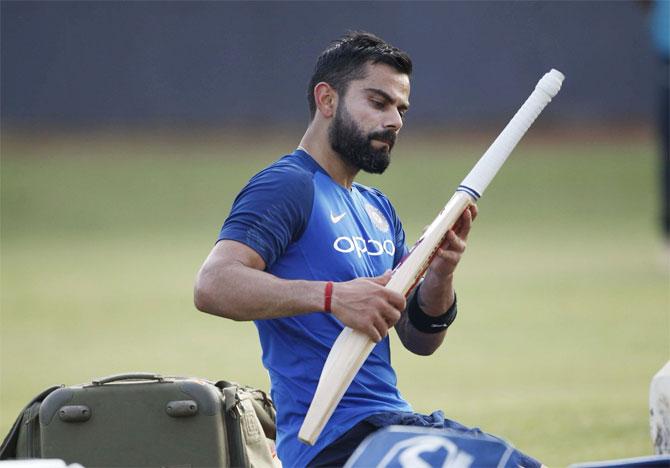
{"left": 368, "top": 130, "right": 396, "bottom": 148}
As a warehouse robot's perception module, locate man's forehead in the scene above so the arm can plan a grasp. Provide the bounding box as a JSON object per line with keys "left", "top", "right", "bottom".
{"left": 350, "top": 63, "right": 410, "bottom": 102}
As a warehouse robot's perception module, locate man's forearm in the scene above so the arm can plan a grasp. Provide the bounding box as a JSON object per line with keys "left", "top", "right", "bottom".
{"left": 194, "top": 241, "right": 406, "bottom": 341}
{"left": 418, "top": 269, "right": 456, "bottom": 316}
{"left": 395, "top": 310, "right": 446, "bottom": 356}
{"left": 394, "top": 271, "right": 458, "bottom": 355}
{"left": 194, "top": 260, "right": 324, "bottom": 321}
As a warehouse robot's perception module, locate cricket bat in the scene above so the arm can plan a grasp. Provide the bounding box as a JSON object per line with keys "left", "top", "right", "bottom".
{"left": 298, "top": 69, "right": 565, "bottom": 445}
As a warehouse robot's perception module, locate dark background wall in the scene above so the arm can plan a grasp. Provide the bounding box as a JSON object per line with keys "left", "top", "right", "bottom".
{"left": 1, "top": 1, "right": 659, "bottom": 127}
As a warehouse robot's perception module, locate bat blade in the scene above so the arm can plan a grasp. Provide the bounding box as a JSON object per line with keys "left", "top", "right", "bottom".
{"left": 298, "top": 328, "right": 374, "bottom": 445}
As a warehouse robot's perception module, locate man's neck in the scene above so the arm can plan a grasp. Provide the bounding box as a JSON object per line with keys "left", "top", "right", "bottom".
{"left": 299, "top": 125, "right": 358, "bottom": 189}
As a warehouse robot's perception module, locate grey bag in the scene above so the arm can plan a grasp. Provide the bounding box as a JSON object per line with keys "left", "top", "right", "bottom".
{"left": 1, "top": 373, "right": 279, "bottom": 468}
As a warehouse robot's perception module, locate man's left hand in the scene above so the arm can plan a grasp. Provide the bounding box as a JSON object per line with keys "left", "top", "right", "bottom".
{"left": 427, "top": 203, "right": 478, "bottom": 278}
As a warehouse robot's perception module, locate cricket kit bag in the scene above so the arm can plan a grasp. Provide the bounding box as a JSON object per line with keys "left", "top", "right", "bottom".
{"left": 0, "top": 373, "right": 279, "bottom": 467}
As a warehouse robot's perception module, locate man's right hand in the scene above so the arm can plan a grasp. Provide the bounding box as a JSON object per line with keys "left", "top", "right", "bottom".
{"left": 329, "top": 271, "right": 406, "bottom": 342}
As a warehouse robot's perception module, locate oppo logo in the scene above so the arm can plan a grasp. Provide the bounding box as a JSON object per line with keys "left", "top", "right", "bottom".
{"left": 333, "top": 236, "right": 395, "bottom": 257}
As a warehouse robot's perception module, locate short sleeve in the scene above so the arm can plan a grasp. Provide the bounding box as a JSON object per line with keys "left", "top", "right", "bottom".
{"left": 218, "top": 164, "right": 314, "bottom": 268}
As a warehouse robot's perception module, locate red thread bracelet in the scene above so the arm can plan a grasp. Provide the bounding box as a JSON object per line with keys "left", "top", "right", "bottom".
{"left": 324, "top": 281, "right": 333, "bottom": 312}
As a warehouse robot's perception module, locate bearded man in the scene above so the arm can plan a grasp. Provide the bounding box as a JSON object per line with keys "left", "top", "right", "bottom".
{"left": 194, "top": 31, "right": 540, "bottom": 467}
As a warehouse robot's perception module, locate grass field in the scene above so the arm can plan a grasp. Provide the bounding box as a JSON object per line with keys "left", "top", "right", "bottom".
{"left": 1, "top": 128, "right": 668, "bottom": 466}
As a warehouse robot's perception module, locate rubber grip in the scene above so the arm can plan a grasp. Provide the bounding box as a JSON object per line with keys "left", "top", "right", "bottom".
{"left": 459, "top": 69, "right": 564, "bottom": 197}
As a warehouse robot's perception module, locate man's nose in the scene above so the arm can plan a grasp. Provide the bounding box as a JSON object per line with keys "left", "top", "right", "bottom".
{"left": 384, "top": 108, "right": 403, "bottom": 131}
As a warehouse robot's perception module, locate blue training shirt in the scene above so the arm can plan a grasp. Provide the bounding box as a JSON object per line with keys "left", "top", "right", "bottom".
{"left": 218, "top": 149, "right": 413, "bottom": 466}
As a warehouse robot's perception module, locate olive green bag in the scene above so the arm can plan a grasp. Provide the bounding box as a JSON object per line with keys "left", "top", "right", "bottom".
{"left": 0, "top": 373, "right": 279, "bottom": 468}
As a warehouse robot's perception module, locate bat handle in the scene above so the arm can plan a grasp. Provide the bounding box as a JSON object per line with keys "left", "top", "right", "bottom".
{"left": 459, "top": 69, "right": 564, "bottom": 198}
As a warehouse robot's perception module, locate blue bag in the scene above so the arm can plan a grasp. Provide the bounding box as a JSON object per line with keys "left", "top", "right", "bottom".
{"left": 344, "top": 425, "right": 523, "bottom": 468}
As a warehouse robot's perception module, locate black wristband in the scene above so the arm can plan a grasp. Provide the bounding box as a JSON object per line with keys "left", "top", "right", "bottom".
{"left": 407, "top": 283, "right": 457, "bottom": 334}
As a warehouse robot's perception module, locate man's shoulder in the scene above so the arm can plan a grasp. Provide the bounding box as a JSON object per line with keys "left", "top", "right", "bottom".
{"left": 237, "top": 151, "right": 317, "bottom": 207}
{"left": 252, "top": 151, "right": 320, "bottom": 184}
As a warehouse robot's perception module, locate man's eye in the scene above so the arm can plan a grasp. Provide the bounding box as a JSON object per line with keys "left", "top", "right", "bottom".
{"left": 371, "top": 100, "right": 385, "bottom": 109}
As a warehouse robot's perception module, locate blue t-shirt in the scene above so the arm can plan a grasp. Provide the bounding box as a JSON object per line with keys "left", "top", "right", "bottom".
{"left": 218, "top": 149, "right": 413, "bottom": 466}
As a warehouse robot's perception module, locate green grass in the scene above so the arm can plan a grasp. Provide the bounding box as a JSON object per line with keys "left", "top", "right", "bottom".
{"left": 1, "top": 129, "right": 668, "bottom": 466}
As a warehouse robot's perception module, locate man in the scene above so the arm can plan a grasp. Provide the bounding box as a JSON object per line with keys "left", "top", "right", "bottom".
{"left": 638, "top": 0, "right": 670, "bottom": 254}
{"left": 649, "top": 0, "right": 670, "bottom": 251}
{"left": 195, "top": 32, "right": 540, "bottom": 467}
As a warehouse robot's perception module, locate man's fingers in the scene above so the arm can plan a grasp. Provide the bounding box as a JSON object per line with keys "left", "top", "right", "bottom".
{"left": 469, "top": 203, "right": 479, "bottom": 221}
{"left": 366, "top": 325, "right": 383, "bottom": 343}
{"left": 380, "top": 302, "right": 402, "bottom": 326}
{"left": 436, "top": 248, "right": 462, "bottom": 264}
{"left": 455, "top": 208, "right": 473, "bottom": 240}
{"left": 439, "top": 230, "right": 466, "bottom": 253}
{"left": 369, "top": 270, "right": 393, "bottom": 286}
{"left": 384, "top": 290, "right": 406, "bottom": 311}
{"left": 446, "top": 230, "right": 467, "bottom": 252}
{"left": 337, "top": 273, "right": 406, "bottom": 342}
{"left": 371, "top": 315, "right": 388, "bottom": 342}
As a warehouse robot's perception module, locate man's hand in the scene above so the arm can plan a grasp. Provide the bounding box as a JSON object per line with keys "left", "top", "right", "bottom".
{"left": 330, "top": 271, "right": 406, "bottom": 343}
{"left": 427, "top": 204, "right": 478, "bottom": 279}
{"left": 416, "top": 203, "right": 478, "bottom": 317}
{"left": 392, "top": 204, "right": 478, "bottom": 356}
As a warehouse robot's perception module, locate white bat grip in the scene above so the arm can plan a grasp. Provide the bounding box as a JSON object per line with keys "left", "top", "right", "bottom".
{"left": 458, "top": 69, "right": 564, "bottom": 198}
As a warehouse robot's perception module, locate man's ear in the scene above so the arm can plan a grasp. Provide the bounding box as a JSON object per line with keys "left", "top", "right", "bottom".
{"left": 313, "top": 82, "right": 337, "bottom": 119}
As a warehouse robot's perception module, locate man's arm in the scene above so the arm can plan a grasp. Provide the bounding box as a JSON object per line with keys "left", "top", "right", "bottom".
{"left": 194, "top": 240, "right": 406, "bottom": 342}
{"left": 395, "top": 205, "right": 477, "bottom": 355}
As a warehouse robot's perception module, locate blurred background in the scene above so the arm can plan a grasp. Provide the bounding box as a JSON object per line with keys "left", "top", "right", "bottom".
{"left": 2, "top": 1, "right": 668, "bottom": 466}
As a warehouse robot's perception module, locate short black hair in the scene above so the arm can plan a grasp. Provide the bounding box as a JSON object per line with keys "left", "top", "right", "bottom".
{"left": 307, "top": 31, "right": 412, "bottom": 119}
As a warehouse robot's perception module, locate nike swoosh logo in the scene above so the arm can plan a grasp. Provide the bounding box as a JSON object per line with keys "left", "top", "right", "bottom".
{"left": 330, "top": 212, "right": 346, "bottom": 223}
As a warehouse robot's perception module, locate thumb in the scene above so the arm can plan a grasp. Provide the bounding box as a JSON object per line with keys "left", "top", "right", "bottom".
{"left": 370, "top": 269, "right": 393, "bottom": 286}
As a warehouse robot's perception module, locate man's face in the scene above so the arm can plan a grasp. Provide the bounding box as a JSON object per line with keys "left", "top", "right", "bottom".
{"left": 328, "top": 63, "right": 410, "bottom": 174}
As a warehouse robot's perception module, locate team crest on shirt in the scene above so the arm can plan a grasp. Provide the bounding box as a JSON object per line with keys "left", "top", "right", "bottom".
{"left": 364, "top": 203, "right": 390, "bottom": 233}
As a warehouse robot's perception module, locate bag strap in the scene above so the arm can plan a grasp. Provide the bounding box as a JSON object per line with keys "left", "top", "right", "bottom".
{"left": 220, "top": 383, "right": 249, "bottom": 468}
{"left": 215, "top": 381, "right": 276, "bottom": 440}
{"left": 0, "top": 385, "right": 61, "bottom": 460}
{"left": 249, "top": 396, "right": 276, "bottom": 440}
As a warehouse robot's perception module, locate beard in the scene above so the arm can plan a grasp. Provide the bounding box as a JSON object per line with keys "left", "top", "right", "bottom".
{"left": 328, "top": 102, "right": 396, "bottom": 174}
